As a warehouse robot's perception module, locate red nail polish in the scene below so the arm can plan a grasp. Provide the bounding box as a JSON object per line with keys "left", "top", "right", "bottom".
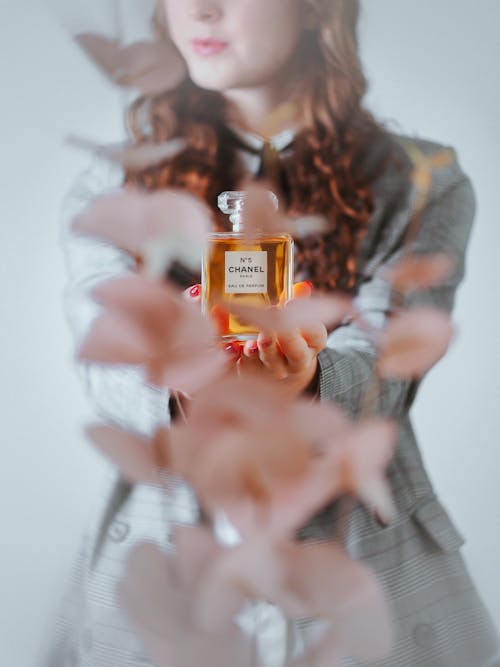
{"left": 248, "top": 340, "right": 258, "bottom": 354}
{"left": 189, "top": 284, "right": 201, "bottom": 298}
{"left": 224, "top": 341, "right": 242, "bottom": 359}
{"left": 305, "top": 280, "right": 314, "bottom": 290}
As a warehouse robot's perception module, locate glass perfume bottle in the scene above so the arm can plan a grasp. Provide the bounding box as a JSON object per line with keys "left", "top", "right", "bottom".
{"left": 202, "top": 190, "right": 293, "bottom": 341}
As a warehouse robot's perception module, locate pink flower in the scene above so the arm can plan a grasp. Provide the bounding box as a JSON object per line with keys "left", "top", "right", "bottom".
{"left": 79, "top": 274, "right": 227, "bottom": 394}
{"left": 72, "top": 188, "right": 212, "bottom": 278}
{"left": 196, "top": 533, "right": 393, "bottom": 663}
{"left": 85, "top": 424, "right": 171, "bottom": 485}
{"left": 119, "top": 532, "right": 255, "bottom": 667}
{"left": 383, "top": 253, "right": 454, "bottom": 294}
{"left": 168, "top": 375, "right": 396, "bottom": 535}
{"left": 66, "top": 134, "right": 187, "bottom": 171}
{"left": 377, "top": 307, "right": 455, "bottom": 380}
{"left": 226, "top": 294, "right": 353, "bottom": 336}
{"left": 120, "top": 526, "right": 393, "bottom": 667}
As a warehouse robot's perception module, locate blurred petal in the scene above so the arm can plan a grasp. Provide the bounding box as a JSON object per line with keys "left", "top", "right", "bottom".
{"left": 93, "top": 275, "right": 202, "bottom": 346}
{"left": 238, "top": 181, "right": 291, "bottom": 236}
{"left": 66, "top": 134, "right": 187, "bottom": 170}
{"left": 151, "top": 347, "right": 228, "bottom": 395}
{"left": 183, "top": 374, "right": 289, "bottom": 433}
{"left": 258, "top": 402, "right": 353, "bottom": 535}
{"left": 262, "top": 462, "right": 340, "bottom": 538}
{"left": 227, "top": 294, "right": 352, "bottom": 335}
{"left": 120, "top": 542, "right": 182, "bottom": 637}
{"left": 316, "top": 583, "right": 393, "bottom": 663}
{"left": 290, "top": 401, "right": 350, "bottom": 447}
{"left": 81, "top": 273, "right": 227, "bottom": 391}
{"left": 92, "top": 273, "right": 178, "bottom": 313}
{"left": 285, "top": 641, "right": 341, "bottom": 667}
{"left": 171, "top": 381, "right": 356, "bottom": 535}
{"left": 278, "top": 541, "right": 366, "bottom": 616}
{"left": 288, "top": 215, "right": 330, "bottom": 238}
{"left": 173, "top": 525, "right": 222, "bottom": 589}
{"left": 73, "top": 189, "right": 211, "bottom": 272}
{"left": 120, "top": 542, "right": 254, "bottom": 667}
{"left": 119, "top": 39, "right": 187, "bottom": 95}
{"left": 378, "top": 308, "right": 455, "bottom": 379}
{"left": 85, "top": 424, "right": 168, "bottom": 484}
{"left": 195, "top": 535, "right": 284, "bottom": 633}
{"left": 192, "top": 536, "right": 392, "bottom": 664}
{"left": 279, "top": 542, "right": 393, "bottom": 662}
{"left": 77, "top": 310, "right": 151, "bottom": 364}
{"left": 384, "top": 253, "right": 454, "bottom": 293}
{"left": 338, "top": 419, "right": 398, "bottom": 524}
{"left": 175, "top": 524, "right": 246, "bottom": 634}
{"left": 194, "top": 563, "right": 248, "bottom": 634}
{"left": 72, "top": 190, "right": 161, "bottom": 254}
{"left": 74, "top": 33, "right": 186, "bottom": 94}
{"left": 283, "top": 296, "right": 353, "bottom": 330}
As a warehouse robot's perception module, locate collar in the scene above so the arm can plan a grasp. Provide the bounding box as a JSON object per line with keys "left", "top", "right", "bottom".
{"left": 226, "top": 125, "right": 331, "bottom": 238}
{"left": 227, "top": 124, "right": 296, "bottom": 177}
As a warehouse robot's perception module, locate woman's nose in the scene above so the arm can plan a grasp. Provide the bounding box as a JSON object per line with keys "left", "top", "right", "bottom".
{"left": 188, "top": 1, "right": 222, "bottom": 23}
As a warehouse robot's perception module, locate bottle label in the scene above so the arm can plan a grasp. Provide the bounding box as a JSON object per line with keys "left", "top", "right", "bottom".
{"left": 225, "top": 251, "right": 268, "bottom": 293}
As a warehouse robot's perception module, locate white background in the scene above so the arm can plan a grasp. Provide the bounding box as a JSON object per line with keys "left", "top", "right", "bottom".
{"left": 0, "top": 1, "right": 498, "bottom": 665}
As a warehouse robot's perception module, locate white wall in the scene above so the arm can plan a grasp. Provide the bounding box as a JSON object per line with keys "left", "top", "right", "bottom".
{"left": 360, "top": 0, "right": 500, "bottom": 629}
{"left": 0, "top": 2, "right": 123, "bottom": 665}
{"left": 0, "top": 1, "right": 498, "bottom": 666}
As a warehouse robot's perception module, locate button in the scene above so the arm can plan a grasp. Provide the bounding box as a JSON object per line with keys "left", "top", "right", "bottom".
{"left": 108, "top": 520, "right": 130, "bottom": 543}
{"left": 413, "top": 622, "right": 437, "bottom": 649}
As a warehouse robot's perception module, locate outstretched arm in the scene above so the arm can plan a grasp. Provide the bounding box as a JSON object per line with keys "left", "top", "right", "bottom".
{"left": 60, "top": 158, "right": 170, "bottom": 436}
{"left": 319, "top": 142, "right": 475, "bottom": 419}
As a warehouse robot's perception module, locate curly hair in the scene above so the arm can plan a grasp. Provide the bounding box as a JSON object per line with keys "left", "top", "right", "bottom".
{"left": 123, "top": 0, "right": 396, "bottom": 292}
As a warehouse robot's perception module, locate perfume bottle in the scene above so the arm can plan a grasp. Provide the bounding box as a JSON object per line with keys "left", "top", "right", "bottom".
{"left": 202, "top": 190, "right": 293, "bottom": 341}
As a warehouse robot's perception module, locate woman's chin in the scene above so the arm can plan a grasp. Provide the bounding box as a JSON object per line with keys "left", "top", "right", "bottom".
{"left": 187, "top": 67, "right": 244, "bottom": 93}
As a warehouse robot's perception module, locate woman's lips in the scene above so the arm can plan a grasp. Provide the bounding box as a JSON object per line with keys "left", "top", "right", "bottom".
{"left": 192, "top": 38, "right": 228, "bottom": 56}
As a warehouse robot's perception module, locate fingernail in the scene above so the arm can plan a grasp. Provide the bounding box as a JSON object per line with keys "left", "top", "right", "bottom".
{"left": 259, "top": 337, "right": 273, "bottom": 349}
{"left": 292, "top": 280, "right": 313, "bottom": 300}
{"left": 224, "top": 341, "right": 242, "bottom": 359}
{"left": 189, "top": 284, "right": 201, "bottom": 298}
{"left": 248, "top": 340, "right": 258, "bottom": 354}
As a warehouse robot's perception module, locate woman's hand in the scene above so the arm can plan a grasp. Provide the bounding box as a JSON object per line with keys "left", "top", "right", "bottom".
{"left": 237, "top": 320, "right": 326, "bottom": 398}
{"left": 184, "top": 281, "right": 326, "bottom": 398}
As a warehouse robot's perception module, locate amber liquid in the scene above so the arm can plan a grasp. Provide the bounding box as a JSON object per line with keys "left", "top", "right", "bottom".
{"left": 202, "top": 233, "right": 293, "bottom": 341}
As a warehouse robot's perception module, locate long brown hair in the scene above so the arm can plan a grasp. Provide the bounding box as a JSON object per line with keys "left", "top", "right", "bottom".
{"left": 124, "top": 0, "right": 395, "bottom": 291}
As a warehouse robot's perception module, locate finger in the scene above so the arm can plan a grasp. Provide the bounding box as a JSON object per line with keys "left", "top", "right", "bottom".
{"left": 182, "top": 283, "right": 201, "bottom": 303}
{"left": 300, "top": 322, "right": 328, "bottom": 354}
{"left": 257, "top": 333, "right": 288, "bottom": 379}
{"left": 223, "top": 341, "right": 243, "bottom": 362}
{"left": 242, "top": 339, "right": 259, "bottom": 358}
{"left": 276, "top": 329, "right": 314, "bottom": 372}
{"left": 292, "top": 280, "right": 313, "bottom": 299}
{"left": 210, "top": 303, "right": 230, "bottom": 334}
{"left": 237, "top": 343, "right": 269, "bottom": 378}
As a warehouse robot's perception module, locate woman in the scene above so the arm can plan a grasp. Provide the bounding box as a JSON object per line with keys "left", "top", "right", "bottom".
{"left": 47, "top": 1, "right": 499, "bottom": 665}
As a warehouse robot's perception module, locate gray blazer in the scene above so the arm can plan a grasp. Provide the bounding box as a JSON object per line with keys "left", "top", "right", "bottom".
{"left": 45, "top": 135, "right": 500, "bottom": 667}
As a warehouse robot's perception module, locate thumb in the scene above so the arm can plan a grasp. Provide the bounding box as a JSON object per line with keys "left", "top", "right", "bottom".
{"left": 292, "top": 280, "right": 313, "bottom": 300}
{"left": 183, "top": 283, "right": 202, "bottom": 303}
